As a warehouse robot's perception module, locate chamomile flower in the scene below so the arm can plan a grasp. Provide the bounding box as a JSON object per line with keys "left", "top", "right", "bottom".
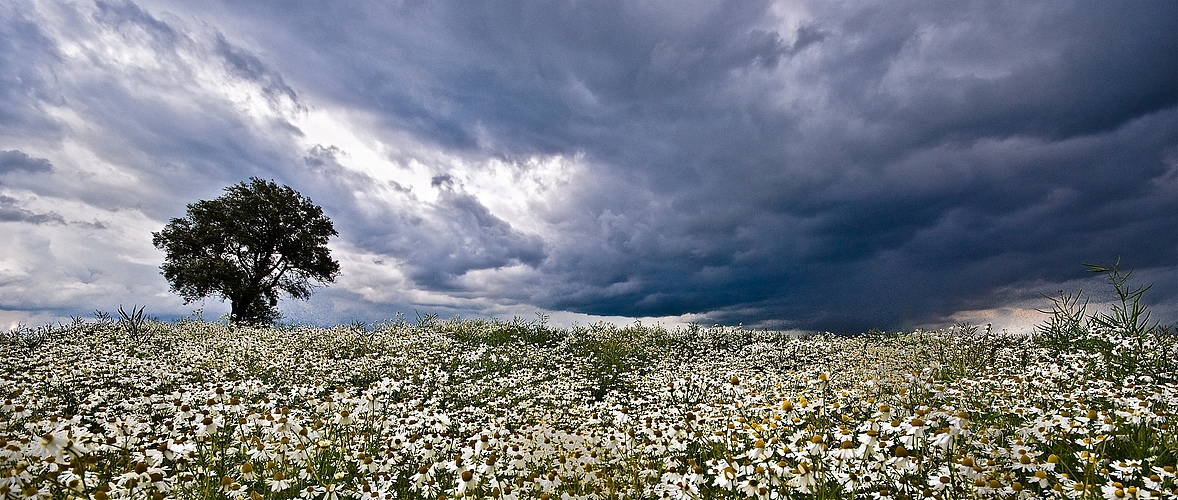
{"left": 267, "top": 471, "right": 291, "bottom": 492}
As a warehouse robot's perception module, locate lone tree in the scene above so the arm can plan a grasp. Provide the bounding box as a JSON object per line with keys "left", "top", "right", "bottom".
{"left": 152, "top": 177, "right": 340, "bottom": 324}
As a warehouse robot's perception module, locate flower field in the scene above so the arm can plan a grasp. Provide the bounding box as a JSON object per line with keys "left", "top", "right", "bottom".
{"left": 1, "top": 309, "right": 1176, "bottom": 499}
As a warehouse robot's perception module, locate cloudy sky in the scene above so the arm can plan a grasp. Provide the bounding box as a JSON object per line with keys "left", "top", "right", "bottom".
{"left": 1, "top": 0, "right": 1175, "bottom": 333}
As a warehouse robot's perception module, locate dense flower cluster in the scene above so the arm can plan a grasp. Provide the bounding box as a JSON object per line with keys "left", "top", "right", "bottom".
{"left": 1, "top": 318, "right": 1175, "bottom": 499}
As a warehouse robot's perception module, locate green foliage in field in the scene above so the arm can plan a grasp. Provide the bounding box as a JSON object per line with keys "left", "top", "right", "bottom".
{"left": 1034, "top": 261, "right": 1177, "bottom": 383}
{"left": 1, "top": 267, "right": 1176, "bottom": 499}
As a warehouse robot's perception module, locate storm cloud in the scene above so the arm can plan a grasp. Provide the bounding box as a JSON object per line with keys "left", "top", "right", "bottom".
{"left": 0, "top": 0, "right": 1174, "bottom": 331}
{"left": 0, "top": 150, "right": 53, "bottom": 174}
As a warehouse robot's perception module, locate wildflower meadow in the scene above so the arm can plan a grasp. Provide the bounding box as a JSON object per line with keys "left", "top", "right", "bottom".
{"left": 2, "top": 267, "right": 1176, "bottom": 499}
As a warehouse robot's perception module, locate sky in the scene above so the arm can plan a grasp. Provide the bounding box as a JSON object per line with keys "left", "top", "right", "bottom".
{"left": 1, "top": 0, "right": 1175, "bottom": 333}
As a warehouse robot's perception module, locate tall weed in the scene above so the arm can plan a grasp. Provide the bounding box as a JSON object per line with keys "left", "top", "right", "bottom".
{"left": 1036, "top": 261, "right": 1177, "bottom": 382}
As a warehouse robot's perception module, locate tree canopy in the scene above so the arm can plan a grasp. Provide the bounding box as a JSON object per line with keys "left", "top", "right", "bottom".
{"left": 152, "top": 177, "right": 340, "bottom": 324}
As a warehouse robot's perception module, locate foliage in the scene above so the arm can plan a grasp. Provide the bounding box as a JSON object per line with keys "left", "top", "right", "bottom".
{"left": 1085, "top": 260, "right": 1160, "bottom": 336}
{"left": 152, "top": 177, "right": 340, "bottom": 324}
{"left": 1035, "top": 261, "right": 1177, "bottom": 382}
{"left": 1, "top": 263, "right": 1173, "bottom": 498}
{"left": 2, "top": 311, "right": 1175, "bottom": 499}
{"left": 564, "top": 321, "right": 669, "bottom": 401}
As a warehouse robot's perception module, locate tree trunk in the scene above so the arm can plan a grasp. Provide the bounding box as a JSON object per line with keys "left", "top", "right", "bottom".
{"left": 230, "top": 296, "right": 245, "bottom": 322}
{"left": 228, "top": 288, "right": 275, "bottom": 325}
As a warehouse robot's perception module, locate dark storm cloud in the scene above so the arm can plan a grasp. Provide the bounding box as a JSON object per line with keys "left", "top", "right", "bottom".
{"left": 0, "top": 4, "right": 63, "bottom": 140}
{"left": 414, "top": 188, "right": 547, "bottom": 290}
{"left": 300, "top": 145, "right": 546, "bottom": 292}
{"left": 212, "top": 33, "right": 305, "bottom": 114}
{"left": 0, "top": 150, "right": 53, "bottom": 174}
{"left": 480, "top": 1, "right": 1175, "bottom": 330}
{"left": 16, "top": 0, "right": 312, "bottom": 217}
{"left": 0, "top": 195, "right": 65, "bottom": 225}
{"left": 821, "top": 3, "right": 1177, "bottom": 150}
{"left": 0, "top": 151, "right": 60, "bottom": 224}
{"left": 4, "top": 0, "right": 1174, "bottom": 330}
{"left": 145, "top": 0, "right": 1176, "bottom": 331}
{"left": 430, "top": 174, "right": 454, "bottom": 189}
{"left": 92, "top": 0, "right": 181, "bottom": 46}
